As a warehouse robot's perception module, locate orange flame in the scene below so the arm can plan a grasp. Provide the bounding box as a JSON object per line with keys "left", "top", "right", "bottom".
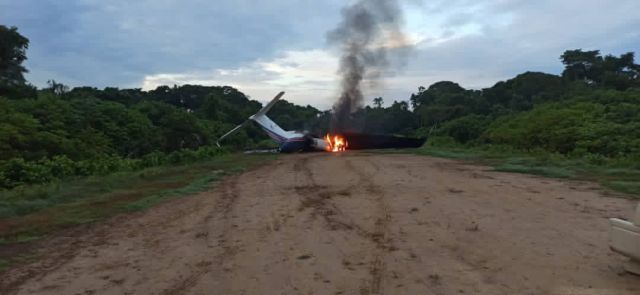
{"left": 325, "top": 134, "right": 348, "bottom": 152}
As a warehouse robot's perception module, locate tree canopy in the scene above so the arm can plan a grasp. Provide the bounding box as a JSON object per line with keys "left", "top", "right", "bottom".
{"left": 561, "top": 49, "right": 640, "bottom": 90}
{"left": 0, "top": 25, "right": 35, "bottom": 99}
{"left": 1, "top": 25, "right": 639, "bottom": 189}
{"left": 0, "top": 25, "right": 29, "bottom": 86}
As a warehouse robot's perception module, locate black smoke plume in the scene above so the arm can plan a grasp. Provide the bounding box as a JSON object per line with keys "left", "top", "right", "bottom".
{"left": 327, "top": 0, "right": 408, "bottom": 133}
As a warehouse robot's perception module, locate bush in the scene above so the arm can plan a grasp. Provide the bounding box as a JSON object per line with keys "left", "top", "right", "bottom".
{"left": 139, "top": 151, "right": 167, "bottom": 168}
{"left": 485, "top": 102, "right": 598, "bottom": 154}
{"left": 0, "top": 146, "right": 230, "bottom": 190}
{"left": 425, "top": 136, "right": 459, "bottom": 147}
{"left": 254, "top": 139, "right": 279, "bottom": 149}
{"left": 0, "top": 158, "right": 52, "bottom": 188}
{"left": 437, "top": 115, "right": 490, "bottom": 144}
{"left": 44, "top": 155, "right": 75, "bottom": 178}
{"left": 484, "top": 97, "right": 640, "bottom": 157}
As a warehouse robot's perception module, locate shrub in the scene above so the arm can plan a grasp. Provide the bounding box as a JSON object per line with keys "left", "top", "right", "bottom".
{"left": 44, "top": 155, "right": 76, "bottom": 178}
{"left": 437, "top": 115, "right": 490, "bottom": 144}
{"left": 0, "top": 146, "right": 230, "bottom": 190}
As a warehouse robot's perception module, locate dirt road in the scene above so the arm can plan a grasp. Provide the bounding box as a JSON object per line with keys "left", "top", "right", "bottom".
{"left": 2, "top": 152, "right": 639, "bottom": 294}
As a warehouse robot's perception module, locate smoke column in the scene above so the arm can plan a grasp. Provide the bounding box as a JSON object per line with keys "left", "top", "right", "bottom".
{"left": 327, "top": 0, "right": 408, "bottom": 133}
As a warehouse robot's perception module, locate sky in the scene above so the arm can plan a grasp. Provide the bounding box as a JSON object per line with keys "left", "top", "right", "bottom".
{"left": 2, "top": 0, "right": 639, "bottom": 109}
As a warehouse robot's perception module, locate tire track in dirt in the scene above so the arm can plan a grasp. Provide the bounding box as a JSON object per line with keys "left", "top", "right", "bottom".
{"left": 293, "top": 156, "right": 375, "bottom": 239}
{"left": 5, "top": 153, "right": 640, "bottom": 295}
{"left": 158, "top": 177, "right": 241, "bottom": 295}
{"left": 293, "top": 156, "right": 358, "bottom": 233}
{"left": 344, "top": 158, "right": 392, "bottom": 295}
{"left": 293, "top": 155, "right": 391, "bottom": 294}
{"left": 0, "top": 225, "right": 111, "bottom": 295}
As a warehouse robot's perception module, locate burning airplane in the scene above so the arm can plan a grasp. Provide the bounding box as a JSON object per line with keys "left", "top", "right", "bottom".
{"left": 216, "top": 91, "right": 425, "bottom": 153}
{"left": 218, "top": 0, "right": 423, "bottom": 153}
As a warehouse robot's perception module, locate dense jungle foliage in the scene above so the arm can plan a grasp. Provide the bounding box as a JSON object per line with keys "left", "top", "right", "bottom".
{"left": 1, "top": 25, "right": 639, "bottom": 189}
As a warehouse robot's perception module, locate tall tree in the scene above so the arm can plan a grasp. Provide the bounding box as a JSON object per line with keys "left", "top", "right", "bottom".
{"left": 372, "top": 97, "right": 384, "bottom": 108}
{"left": 560, "top": 49, "right": 639, "bottom": 89}
{"left": 0, "top": 26, "right": 29, "bottom": 87}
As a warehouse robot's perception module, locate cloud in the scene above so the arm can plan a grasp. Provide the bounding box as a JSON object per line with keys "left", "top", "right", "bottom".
{"left": 2, "top": 0, "right": 639, "bottom": 110}
{"left": 1, "top": 0, "right": 345, "bottom": 88}
{"left": 142, "top": 49, "right": 340, "bottom": 108}
{"left": 400, "top": 0, "right": 640, "bottom": 88}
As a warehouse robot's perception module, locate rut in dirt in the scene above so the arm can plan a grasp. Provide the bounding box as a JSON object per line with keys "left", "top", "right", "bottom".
{"left": 293, "top": 155, "right": 394, "bottom": 294}
{"left": 2, "top": 153, "right": 640, "bottom": 295}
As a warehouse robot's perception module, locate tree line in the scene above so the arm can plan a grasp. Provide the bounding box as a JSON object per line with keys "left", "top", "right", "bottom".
{"left": 1, "top": 25, "right": 639, "bottom": 189}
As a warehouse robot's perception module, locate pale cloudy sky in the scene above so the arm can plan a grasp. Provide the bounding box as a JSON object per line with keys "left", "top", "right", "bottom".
{"left": 2, "top": 0, "right": 639, "bottom": 109}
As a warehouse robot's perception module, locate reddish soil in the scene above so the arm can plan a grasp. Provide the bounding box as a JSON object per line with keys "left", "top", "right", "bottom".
{"left": 2, "top": 152, "right": 639, "bottom": 294}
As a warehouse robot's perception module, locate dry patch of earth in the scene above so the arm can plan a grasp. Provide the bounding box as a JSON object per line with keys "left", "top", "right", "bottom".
{"left": 2, "top": 152, "right": 639, "bottom": 294}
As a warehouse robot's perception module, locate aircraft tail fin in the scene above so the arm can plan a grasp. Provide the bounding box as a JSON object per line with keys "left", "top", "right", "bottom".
{"left": 251, "top": 91, "right": 284, "bottom": 119}
{"left": 250, "top": 92, "right": 289, "bottom": 141}
{"left": 216, "top": 91, "right": 288, "bottom": 146}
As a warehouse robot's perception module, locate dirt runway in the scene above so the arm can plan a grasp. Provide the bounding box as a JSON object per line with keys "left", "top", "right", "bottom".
{"left": 2, "top": 152, "right": 640, "bottom": 294}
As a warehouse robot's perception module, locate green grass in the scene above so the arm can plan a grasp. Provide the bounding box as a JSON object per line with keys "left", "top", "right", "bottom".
{"left": 414, "top": 147, "right": 482, "bottom": 160}
{"left": 603, "top": 181, "right": 640, "bottom": 195}
{"left": 0, "top": 259, "right": 8, "bottom": 272}
{"left": 493, "top": 163, "right": 575, "bottom": 178}
{"left": 124, "top": 171, "right": 225, "bottom": 211}
{"left": 0, "top": 253, "right": 40, "bottom": 272}
{"left": 0, "top": 234, "right": 40, "bottom": 245}
{"left": 0, "top": 153, "right": 276, "bottom": 245}
{"left": 408, "top": 140, "right": 640, "bottom": 198}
